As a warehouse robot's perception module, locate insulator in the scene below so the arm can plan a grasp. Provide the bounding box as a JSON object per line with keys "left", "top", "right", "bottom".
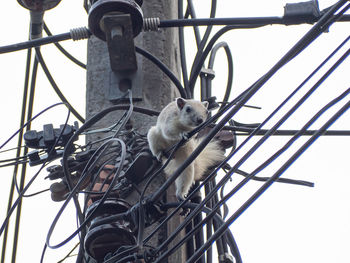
{"left": 143, "top": 17, "right": 160, "bottom": 32}
{"left": 70, "top": 27, "right": 91, "bottom": 41}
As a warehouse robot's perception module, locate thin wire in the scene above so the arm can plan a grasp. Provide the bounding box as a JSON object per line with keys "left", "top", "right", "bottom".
{"left": 0, "top": 103, "right": 71, "bottom": 238}
{"left": 178, "top": 0, "right": 190, "bottom": 93}
{"left": 135, "top": 46, "right": 188, "bottom": 98}
{"left": 34, "top": 47, "right": 85, "bottom": 123}
{"left": 0, "top": 103, "right": 68, "bottom": 150}
{"left": 45, "top": 139, "right": 126, "bottom": 250}
{"left": 43, "top": 23, "right": 86, "bottom": 69}
{"left": 1, "top": 41, "right": 32, "bottom": 263}
{"left": 11, "top": 54, "right": 39, "bottom": 263}
{"left": 207, "top": 42, "right": 234, "bottom": 109}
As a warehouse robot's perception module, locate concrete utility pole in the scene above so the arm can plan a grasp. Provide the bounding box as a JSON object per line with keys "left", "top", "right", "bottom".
{"left": 86, "top": 0, "right": 185, "bottom": 262}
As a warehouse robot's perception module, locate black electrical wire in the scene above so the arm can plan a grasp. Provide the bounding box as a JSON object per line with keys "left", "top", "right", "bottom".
{"left": 0, "top": 103, "right": 71, "bottom": 151}
{"left": 188, "top": 0, "right": 217, "bottom": 97}
{"left": 223, "top": 125, "right": 350, "bottom": 136}
{"left": 45, "top": 98, "right": 158, "bottom": 251}
{"left": 187, "top": 92, "right": 350, "bottom": 263}
{"left": 155, "top": 40, "right": 350, "bottom": 262}
{"left": 45, "top": 138, "right": 126, "bottom": 250}
{"left": 171, "top": 85, "right": 350, "bottom": 263}
{"left": 0, "top": 32, "right": 73, "bottom": 54}
{"left": 156, "top": 83, "right": 350, "bottom": 262}
{"left": 34, "top": 47, "right": 85, "bottom": 123}
{"left": 185, "top": 1, "right": 201, "bottom": 48}
{"left": 56, "top": 91, "right": 134, "bottom": 259}
{"left": 158, "top": 14, "right": 350, "bottom": 28}
{"left": 207, "top": 42, "right": 234, "bottom": 109}
{"left": 183, "top": 33, "right": 350, "bottom": 263}
{"left": 1, "top": 44, "right": 32, "bottom": 263}
{"left": 189, "top": 24, "right": 264, "bottom": 92}
{"left": 232, "top": 167, "right": 314, "bottom": 187}
{"left": 178, "top": 0, "right": 190, "bottom": 93}
{"left": 43, "top": 23, "right": 86, "bottom": 69}
{"left": 214, "top": 85, "right": 350, "bottom": 218}
{"left": 160, "top": 202, "right": 242, "bottom": 263}
{"left": 135, "top": 46, "right": 188, "bottom": 98}
{"left": 0, "top": 103, "right": 71, "bottom": 239}
{"left": 11, "top": 54, "right": 39, "bottom": 263}
{"left": 149, "top": 3, "right": 350, "bottom": 258}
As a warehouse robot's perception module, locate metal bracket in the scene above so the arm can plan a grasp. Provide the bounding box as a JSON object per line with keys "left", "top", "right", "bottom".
{"left": 101, "top": 12, "right": 137, "bottom": 71}
{"left": 108, "top": 54, "right": 143, "bottom": 102}
{"left": 101, "top": 12, "right": 143, "bottom": 102}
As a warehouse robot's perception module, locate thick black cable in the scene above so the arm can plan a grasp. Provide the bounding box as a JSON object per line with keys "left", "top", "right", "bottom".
{"left": 150, "top": 3, "right": 350, "bottom": 258}
{"left": 43, "top": 23, "right": 86, "bottom": 69}
{"left": 187, "top": 91, "right": 350, "bottom": 263}
{"left": 34, "top": 47, "right": 85, "bottom": 123}
{"left": 0, "top": 32, "right": 72, "bottom": 54}
{"left": 135, "top": 46, "right": 188, "bottom": 98}
{"left": 158, "top": 15, "right": 350, "bottom": 28}
{"left": 224, "top": 125, "right": 350, "bottom": 136}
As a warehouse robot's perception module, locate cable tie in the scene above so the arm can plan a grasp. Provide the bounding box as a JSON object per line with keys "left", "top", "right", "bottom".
{"left": 143, "top": 17, "right": 160, "bottom": 31}
{"left": 70, "top": 27, "right": 91, "bottom": 41}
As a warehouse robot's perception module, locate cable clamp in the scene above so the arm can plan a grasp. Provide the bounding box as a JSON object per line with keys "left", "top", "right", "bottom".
{"left": 143, "top": 17, "right": 160, "bottom": 31}
{"left": 200, "top": 67, "right": 215, "bottom": 80}
{"left": 283, "top": 0, "right": 321, "bottom": 25}
{"left": 219, "top": 252, "right": 235, "bottom": 263}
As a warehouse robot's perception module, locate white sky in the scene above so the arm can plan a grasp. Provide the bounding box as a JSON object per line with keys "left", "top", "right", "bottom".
{"left": 0, "top": 1, "right": 350, "bottom": 263}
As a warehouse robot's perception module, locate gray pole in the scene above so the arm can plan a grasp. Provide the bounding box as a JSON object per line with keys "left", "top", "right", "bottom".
{"left": 86, "top": 0, "right": 186, "bottom": 262}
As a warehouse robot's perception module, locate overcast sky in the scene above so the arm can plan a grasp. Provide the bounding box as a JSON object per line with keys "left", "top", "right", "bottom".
{"left": 0, "top": 1, "right": 350, "bottom": 262}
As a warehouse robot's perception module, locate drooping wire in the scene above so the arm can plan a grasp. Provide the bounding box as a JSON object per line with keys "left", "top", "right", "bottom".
{"left": 43, "top": 23, "right": 86, "bottom": 69}
{"left": 135, "top": 46, "right": 187, "bottom": 98}
{"left": 207, "top": 42, "right": 234, "bottom": 109}
{"left": 34, "top": 47, "right": 85, "bottom": 123}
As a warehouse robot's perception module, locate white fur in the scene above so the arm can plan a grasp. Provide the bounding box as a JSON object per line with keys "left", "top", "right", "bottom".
{"left": 147, "top": 98, "right": 225, "bottom": 199}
